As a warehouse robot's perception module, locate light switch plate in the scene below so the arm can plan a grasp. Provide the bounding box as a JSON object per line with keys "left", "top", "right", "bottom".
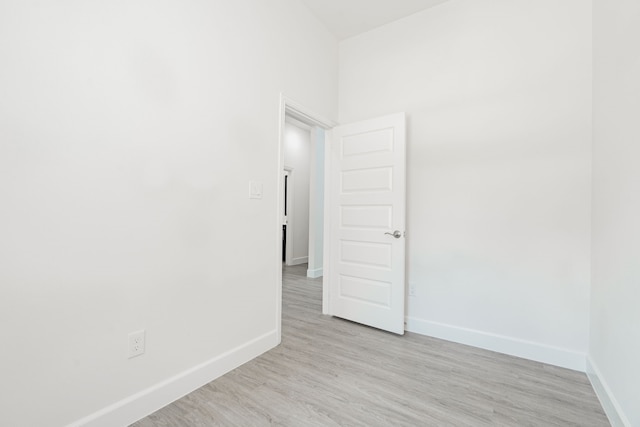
{"left": 249, "top": 181, "right": 263, "bottom": 199}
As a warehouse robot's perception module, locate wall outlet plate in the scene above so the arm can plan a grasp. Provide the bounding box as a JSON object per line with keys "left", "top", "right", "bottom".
{"left": 128, "top": 330, "right": 145, "bottom": 358}
{"left": 409, "top": 284, "right": 417, "bottom": 297}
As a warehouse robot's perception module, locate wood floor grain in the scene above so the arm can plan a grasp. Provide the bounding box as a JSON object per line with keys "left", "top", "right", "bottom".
{"left": 132, "top": 264, "right": 609, "bottom": 426}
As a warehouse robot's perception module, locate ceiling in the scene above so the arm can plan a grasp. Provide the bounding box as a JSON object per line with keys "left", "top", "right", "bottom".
{"left": 299, "top": 0, "right": 451, "bottom": 40}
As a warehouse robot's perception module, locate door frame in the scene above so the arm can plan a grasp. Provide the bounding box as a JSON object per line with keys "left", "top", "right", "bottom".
{"left": 276, "top": 94, "right": 336, "bottom": 342}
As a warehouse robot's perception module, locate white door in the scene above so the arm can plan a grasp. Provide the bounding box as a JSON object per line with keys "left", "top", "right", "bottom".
{"left": 327, "top": 113, "right": 406, "bottom": 335}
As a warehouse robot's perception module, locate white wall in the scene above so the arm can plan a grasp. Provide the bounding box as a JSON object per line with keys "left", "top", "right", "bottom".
{"left": 0, "top": 1, "right": 337, "bottom": 426}
{"left": 284, "top": 121, "right": 311, "bottom": 265}
{"left": 339, "top": 0, "right": 592, "bottom": 369}
{"left": 590, "top": 0, "right": 640, "bottom": 425}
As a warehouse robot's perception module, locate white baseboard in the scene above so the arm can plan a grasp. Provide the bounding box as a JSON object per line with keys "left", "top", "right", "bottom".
{"left": 586, "top": 356, "right": 631, "bottom": 427}
{"left": 290, "top": 256, "right": 308, "bottom": 266}
{"left": 67, "top": 330, "right": 279, "bottom": 427}
{"left": 405, "top": 317, "right": 586, "bottom": 372}
{"left": 306, "top": 267, "right": 323, "bottom": 278}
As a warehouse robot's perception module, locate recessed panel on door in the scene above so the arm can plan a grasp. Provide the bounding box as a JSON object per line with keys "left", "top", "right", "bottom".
{"left": 340, "top": 240, "right": 392, "bottom": 269}
{"left": 341, "top": 167, "right": 392, "bottom": 193}
{"left": 341, "top": 205, "right": 392, "bottom": 229}
{"left": 341, "top": 128, "right": 394, "bottom": 158}
{"left": 339, "top": 275, "right": 392, "bottom": 308}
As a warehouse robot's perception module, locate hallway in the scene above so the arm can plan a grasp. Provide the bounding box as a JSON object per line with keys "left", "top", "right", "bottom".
{"left": 133, "top": 264, "right": 608, "bottom": 426}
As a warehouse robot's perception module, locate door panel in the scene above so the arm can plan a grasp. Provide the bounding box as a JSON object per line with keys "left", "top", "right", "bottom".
{"left": 328, "top": 113, "right": 406, "bottom": 334}
{"left": 341, "top": 205, "right": 392, "bottom": 229}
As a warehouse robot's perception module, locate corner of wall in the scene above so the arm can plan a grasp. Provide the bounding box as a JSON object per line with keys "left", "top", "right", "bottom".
{"left": 586, "top": 357, "right": 632, "bottom": 427}
{"left": 306, "top": 268, "right": 323, "bottom": 279}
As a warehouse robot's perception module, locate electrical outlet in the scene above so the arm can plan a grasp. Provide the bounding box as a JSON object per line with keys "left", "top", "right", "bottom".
{"left": 128, "top": 330, "right": 145, "bottom": 359}
{"left": 409, "top": 284, "right": 417, "bottom": 297}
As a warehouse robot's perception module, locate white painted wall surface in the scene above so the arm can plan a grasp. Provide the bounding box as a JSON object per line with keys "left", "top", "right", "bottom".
{"left": 590, "top": 0, "right": 640, "bottom": 425}
{"left": 0, "top": 1, "right": 337, "bottom": 426}
{"left": 284, "top": 122, "right": 311, "bottom": 265}
{"left": 339, "top": 0, "right": 592, "bottom": 369}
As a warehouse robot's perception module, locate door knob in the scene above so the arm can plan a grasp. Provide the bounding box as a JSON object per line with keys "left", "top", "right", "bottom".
{"left": 385, "top": 230, "right": 402, "bottom": 239}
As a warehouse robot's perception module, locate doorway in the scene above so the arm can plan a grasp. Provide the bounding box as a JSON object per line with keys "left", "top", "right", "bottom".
{"left": 282, "top": 119, "right": 312, "bottom": 268}
{"left": 276, "top": 97, "right": 408, "bottom": 339}
{"left": 276, "top": 96, "right": 336, "bottom": 342}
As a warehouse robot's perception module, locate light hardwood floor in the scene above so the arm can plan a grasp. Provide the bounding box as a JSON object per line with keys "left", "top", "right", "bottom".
{"left": 132, "top": 264, "right": 609, "bottom": 426}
